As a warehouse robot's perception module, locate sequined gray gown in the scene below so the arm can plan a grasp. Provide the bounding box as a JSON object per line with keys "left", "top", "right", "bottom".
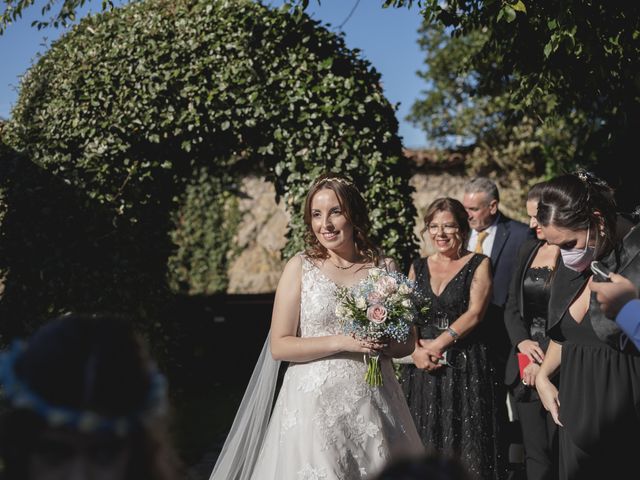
{"left": 250, "top": 255, "right": 423, "bottom": 480}
{"left": 401, "top": 254, "right": 507, "bottom": 479}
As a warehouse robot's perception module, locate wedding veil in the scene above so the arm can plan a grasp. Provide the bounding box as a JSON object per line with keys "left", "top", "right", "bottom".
{"left": 209, "top": 332, "right": 281, "bottom": 480}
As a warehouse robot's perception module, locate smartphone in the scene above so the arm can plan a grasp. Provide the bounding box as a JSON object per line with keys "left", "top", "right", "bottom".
{"left": 590, "top": 261, "right": 612, "bottom": 282}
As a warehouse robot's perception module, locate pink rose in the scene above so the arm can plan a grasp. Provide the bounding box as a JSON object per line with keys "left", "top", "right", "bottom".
{"left": 367, "top": 304, "right": 388, "bottom": 324}
{"left": 375, "top": 276, "right": 398, "bottom": 296}
{"left": 367, "top": 291, "right": 384, "bottom": 304}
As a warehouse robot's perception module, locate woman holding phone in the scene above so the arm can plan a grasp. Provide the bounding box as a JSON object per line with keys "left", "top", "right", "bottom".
{"left": 534, "top": 170, "right": 640, "bottom": 479}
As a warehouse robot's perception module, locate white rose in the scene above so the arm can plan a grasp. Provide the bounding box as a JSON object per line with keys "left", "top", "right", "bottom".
{"left": 401, "top": 298, "right": 412, "bottom": 308}
{"left": 386, "top": 293, "right": 400, "bottom": 305}
{"left": 368, "top": 267, "right": 384, "bottom": 279}
{"left": 398, "top": 284, "right": 411, "bottom": 295}
{"left": 355, "top": 296, "right": 367, "bottom": 310}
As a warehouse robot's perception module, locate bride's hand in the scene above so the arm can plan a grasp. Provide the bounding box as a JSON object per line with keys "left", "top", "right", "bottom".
{"left": 336, "top": 335, "right": 385, "bottom": 355}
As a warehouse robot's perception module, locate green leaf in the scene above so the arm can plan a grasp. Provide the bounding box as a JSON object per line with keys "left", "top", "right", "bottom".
{"left": 503, "top": 5, "right": 516, "bottom": 23}
{"left": 511, "top": 1, "right": 526, "bottom": 14}
{"left": 543, "top": 40, "right": 554, "bottom": 58}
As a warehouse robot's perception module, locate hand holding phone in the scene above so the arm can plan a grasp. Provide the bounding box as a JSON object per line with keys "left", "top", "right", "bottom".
{"left": 590, "top": 272, "right": 639, "bottom": 319}
{"left": 590, "top": 261, "right": 612, "bottom": 282}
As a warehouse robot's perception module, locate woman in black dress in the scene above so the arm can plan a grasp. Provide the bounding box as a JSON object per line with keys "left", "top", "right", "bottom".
{"left": 401, "top": 197, "right": 507, "bottom": 480}
{"left": 534, "top": 171, "right": 640, "bottom": 479}
{"left": 504, "top": 182, "right": 559, "bottom": 480}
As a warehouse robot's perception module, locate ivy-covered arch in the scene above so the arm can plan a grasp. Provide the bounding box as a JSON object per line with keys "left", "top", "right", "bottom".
{"left": 2, "top": 0, "right": 416, "bottom": 328}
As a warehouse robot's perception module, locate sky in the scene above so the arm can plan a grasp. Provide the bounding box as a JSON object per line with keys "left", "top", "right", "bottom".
{"left": 0, "top": 1, "right": 428, "bottom": 148}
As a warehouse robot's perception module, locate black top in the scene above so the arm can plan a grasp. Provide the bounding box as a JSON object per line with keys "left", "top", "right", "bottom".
{"left": 504, "top": 239, "right": 559, "bottom": 386}
{"left": 522, "top": 266, "right": 553, "bottom": 344}
{"left": 413, "top": 254, "right": 487, "bottom": 348}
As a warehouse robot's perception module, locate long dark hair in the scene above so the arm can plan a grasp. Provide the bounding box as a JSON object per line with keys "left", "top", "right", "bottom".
{"left": 0, "top": 313, "right": 181, "bottom": 480}
{"left": 536, "top": 170, "right": 617, "bottom": 260}
{"left": 303, "top": 172, "right": 380, "bottom": 263}
{"left": 420, "top": 197, "right": 471, "bottom": 257}
{"left": 526, "top": 181, "right": 547, "bottom": 203}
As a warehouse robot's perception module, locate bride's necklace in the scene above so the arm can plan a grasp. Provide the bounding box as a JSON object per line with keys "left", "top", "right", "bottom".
{"left": 329, "top": 259, "right": 355, "bottom": 270}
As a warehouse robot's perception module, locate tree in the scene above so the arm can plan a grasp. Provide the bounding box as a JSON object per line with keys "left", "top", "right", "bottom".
{"left": 1, "top": 0, "right": 416, "bottom": 337}
{"left": 384, "top": 0, "right": 640, "bottom": 210}
{"left": 407, "top": 20, "right": 586, "bottom": 208}
{"left": 0, "top": 0, "right": 114, "bottom": 34}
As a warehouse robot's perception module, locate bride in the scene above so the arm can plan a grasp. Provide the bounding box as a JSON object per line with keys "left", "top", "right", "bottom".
{"left": 210, "top": 172, "right": 423, "bottom": 480}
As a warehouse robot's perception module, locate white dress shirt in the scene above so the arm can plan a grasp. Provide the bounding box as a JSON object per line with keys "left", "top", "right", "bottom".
{"left": 467, "top": 215, "right": 500, "bottom": 256}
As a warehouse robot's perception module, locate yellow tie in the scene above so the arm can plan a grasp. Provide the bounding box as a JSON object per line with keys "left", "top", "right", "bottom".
{"left": 475, "top": 231, "right": 489, "bottom": 254}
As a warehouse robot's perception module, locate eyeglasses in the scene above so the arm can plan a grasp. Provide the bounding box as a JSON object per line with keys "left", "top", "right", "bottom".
{"left": 427, "top": 223, "right": 459, "bottom": 234}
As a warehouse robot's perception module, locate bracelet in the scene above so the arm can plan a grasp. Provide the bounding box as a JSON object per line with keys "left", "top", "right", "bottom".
{"left": 446, "top": 327, "right": 459, "bottom": 343}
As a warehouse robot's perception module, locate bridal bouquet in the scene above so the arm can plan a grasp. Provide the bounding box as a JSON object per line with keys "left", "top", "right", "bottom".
{"left": 335, "top": 267, "right": 429, "bottom": 386}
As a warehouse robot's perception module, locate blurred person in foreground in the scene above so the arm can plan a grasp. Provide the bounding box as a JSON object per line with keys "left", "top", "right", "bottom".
{"left": 0, "top": 313, "right": 181, "bottom": 480}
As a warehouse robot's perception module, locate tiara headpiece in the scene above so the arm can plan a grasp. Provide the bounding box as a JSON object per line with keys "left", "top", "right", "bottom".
{"left": 0, "top": 340, "right": 168, "bottom": 436}
{"left": 312, "top": 176, "right": 355, "bottom": 189}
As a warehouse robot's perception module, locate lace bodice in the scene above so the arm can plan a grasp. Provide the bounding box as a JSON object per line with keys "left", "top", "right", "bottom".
{"left": 247, "top": 255, "right": 424, "bottom": 479}
{"left": 299, "top": 256, "right": 345, "bottom": 338}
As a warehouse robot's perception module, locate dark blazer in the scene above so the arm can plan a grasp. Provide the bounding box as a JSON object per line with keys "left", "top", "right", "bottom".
{"left": 548, "top": 220, "right": 640, "bottom": 353}
{"left": 489, "top": 213, "right": 534, "bottom": 307}
{"left": 476, "top": 213, "right": 532, "bottom": 366}
{"left": 503, "top": 239, "right": 559, "bottom": 385}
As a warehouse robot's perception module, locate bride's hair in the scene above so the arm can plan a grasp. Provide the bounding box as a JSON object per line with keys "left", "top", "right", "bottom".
{"left": 303, "top": 172, "right": 380, "bottom": 264}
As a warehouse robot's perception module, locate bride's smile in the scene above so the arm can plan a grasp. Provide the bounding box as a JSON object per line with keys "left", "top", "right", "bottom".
{"left": 311, "top": 188, "right": 354, "bottom": 252}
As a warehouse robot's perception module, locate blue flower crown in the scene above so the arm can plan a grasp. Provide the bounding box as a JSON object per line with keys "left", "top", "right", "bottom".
{"left": 0, "top": 340, "right": 168, "bottom": 436}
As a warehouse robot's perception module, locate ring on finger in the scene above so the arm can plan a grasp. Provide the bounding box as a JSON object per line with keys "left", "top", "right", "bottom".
{"left": 522, "top": 379, "right": 528, "bottom": 386}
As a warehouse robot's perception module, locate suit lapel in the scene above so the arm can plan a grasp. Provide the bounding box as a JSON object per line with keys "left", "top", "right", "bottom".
{"left": 490, "top": 215, "right": 510, "bottom": 268}
{"left": 548, "top": 261, "right": 588, "bottom": 330}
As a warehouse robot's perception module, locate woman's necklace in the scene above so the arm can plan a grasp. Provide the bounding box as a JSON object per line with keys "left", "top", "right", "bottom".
{"left": 329, "top": 259, "right": 355, "bottom": 270}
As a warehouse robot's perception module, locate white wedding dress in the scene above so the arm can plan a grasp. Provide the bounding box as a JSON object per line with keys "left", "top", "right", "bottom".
{"left": 249, "top": 256, "right": 424, "bottom": 479}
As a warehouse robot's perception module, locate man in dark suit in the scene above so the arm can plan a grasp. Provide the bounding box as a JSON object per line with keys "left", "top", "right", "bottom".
{"left": 462, "top": 176, "right": 533, "bottom": 479}
{"left": 462, "top": 177, "right": 533, "bottom": 358}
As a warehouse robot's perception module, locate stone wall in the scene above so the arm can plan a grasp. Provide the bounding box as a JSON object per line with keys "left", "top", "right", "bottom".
{"left": 226, "top": 163, "right": 529, "bottom": 293}
{"left": 226, "top": 177, "right": 290, "bottom": 294}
